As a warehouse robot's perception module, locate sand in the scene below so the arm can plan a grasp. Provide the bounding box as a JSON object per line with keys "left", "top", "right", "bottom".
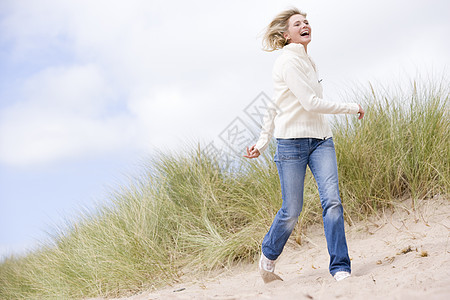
{"left": 104, "top": 196, "right": 450, "bottom": 300}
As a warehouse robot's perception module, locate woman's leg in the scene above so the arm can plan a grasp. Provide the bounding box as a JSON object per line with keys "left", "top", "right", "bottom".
{"left": 261, "top": 139, "right": 309, "bottom": 260}
{"left": 308, "top": 138, "right": 351, "bottom": 276}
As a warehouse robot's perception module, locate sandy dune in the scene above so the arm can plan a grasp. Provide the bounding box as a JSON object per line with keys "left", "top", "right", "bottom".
{"left": 106, "top": 196, "right": 450, "bottom": 300}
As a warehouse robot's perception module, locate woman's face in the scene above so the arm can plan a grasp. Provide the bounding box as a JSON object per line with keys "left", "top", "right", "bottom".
{"left": 284, "top": 14, "right": 311, "bottom": 48}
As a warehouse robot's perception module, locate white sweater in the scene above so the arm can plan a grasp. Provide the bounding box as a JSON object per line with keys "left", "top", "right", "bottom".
{"left": 254, "top": 43, "right": 359, "bottom": 153}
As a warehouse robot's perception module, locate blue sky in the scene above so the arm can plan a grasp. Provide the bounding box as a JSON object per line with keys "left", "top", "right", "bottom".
{"left": 1, "top": 0, "right": 449, "bottom": 259}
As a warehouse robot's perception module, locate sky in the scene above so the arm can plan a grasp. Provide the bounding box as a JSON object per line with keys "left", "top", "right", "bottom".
{"left": 0, "top": 0, "right": 449, "bottom": 260}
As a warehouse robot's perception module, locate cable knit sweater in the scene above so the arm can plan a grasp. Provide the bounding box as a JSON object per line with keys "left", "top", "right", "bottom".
{"left": 254, "top": 43, "right": 359, "bottom": 153}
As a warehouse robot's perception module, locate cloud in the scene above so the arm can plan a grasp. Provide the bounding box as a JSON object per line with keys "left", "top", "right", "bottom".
{"left": 0, "top": 0, "right": 272, "bottom": 167}
{"left": 0, "top": 64, "right": 137, "bottom": 166}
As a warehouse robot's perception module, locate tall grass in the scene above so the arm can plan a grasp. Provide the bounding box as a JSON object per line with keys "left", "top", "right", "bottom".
{"left": 0, "top": 77, "right": 448, "bottom": 299}
{"left": 335, "top": 78, "right": 449, "bottom": 217}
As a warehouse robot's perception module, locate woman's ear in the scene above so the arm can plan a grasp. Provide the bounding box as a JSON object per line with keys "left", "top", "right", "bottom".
{"left": 283, "top": 32, "right": 290, "bottom": 41}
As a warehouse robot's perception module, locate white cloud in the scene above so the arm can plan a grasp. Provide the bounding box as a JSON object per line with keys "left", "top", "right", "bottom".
{"left": 22, "top": 64, "right": 114, "bottom": 115}
{"left": 0, "top": 0, "right": 273, "bottom": 167}
{"left": 0, "top": 112, "right": 133, "bottom": 166}
{"left": 0, "top": 63, "right": 137, "bottom": 166}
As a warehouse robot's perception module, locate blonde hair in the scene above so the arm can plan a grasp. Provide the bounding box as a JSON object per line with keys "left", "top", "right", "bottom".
{"left": 262, "top": 7, "right": 307, "bottom": 52}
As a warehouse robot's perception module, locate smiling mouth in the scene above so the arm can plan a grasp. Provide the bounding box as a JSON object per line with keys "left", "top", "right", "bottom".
{"left": 300, "top": 31, "right": 310, "bottom": 37}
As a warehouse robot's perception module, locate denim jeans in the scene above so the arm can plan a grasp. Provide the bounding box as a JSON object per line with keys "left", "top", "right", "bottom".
{"left": 261, "top": 137, "right": 351, "bottom": 276}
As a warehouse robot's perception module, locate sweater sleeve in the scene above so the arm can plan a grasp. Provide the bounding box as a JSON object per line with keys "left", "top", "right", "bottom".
{"left": 254, "top": 102, "right": 278, "bottom": 153}
{"left": 282, "top": 61, "right": 359, "bottom": 114}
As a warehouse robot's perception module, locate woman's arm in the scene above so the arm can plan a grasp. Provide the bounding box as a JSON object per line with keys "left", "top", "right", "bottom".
{"left": 244, "top": 101, "right": 278, "bottom": 158}
{"left": 282, "top": 62, "right": 360, "bottom": 114}
{"left": 254, "top": 102, "right": 278, "bottom": 153}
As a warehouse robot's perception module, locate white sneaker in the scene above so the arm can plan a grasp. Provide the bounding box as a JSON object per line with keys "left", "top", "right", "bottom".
{"left": 259, "top": 253, "right": 283, "bottom": 283}
{"left": 259, "top": 253, "right": 275, "bottom": 272}
{"left": 334, "top": 271, "right": 351, "bottom": 281}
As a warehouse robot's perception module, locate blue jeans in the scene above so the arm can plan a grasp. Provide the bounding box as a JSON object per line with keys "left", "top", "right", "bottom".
{"left": 261, "top": 137, "right": 351, "bottom": 276}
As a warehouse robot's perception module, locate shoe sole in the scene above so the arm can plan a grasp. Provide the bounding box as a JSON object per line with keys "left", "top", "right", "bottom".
{"left": 334, "top": 274, "right": 351, "bottom": 281}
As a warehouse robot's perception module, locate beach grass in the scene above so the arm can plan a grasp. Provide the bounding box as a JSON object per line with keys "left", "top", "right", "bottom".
{"left": 0, "top": 77, "right": 448, "bottom": 299}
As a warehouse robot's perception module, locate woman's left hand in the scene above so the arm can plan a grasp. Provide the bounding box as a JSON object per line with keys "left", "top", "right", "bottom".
{"left": 244, "top": 145, "right": 260, "bottom": 159}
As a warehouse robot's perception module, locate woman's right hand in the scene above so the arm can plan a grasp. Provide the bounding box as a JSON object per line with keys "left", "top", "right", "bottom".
{"left": 358, "top": 104, "right": 365, "bottom": 120}
{"left": 244, "top": 145, "right": 260, "bottom": 159}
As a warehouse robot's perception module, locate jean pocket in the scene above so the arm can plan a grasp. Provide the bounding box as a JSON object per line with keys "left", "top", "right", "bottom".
{"left": 275, "top": 144, "right": 302, "bottom": 161}
{"left": 277, "top": 153, "right": 301, "bottom": 160}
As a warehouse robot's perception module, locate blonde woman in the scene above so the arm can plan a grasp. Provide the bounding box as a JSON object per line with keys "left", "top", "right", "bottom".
{"left": 244, "top": 8, "right": 364, "bottom": 283}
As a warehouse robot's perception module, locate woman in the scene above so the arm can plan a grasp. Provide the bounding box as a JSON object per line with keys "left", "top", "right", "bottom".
{"left": 244, "top": 8, "right": 364, "bottom": 283}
